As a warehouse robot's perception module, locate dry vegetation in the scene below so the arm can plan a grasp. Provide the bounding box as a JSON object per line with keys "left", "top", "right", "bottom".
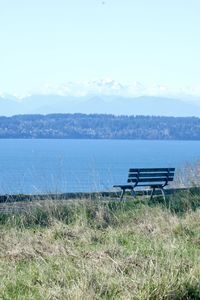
{"left": 0, "top": 191, "right": 200, "bottom": 299}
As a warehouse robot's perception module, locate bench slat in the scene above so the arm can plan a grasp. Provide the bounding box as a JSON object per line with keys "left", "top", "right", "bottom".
{"left": 128, "top": 172, "right": 174, "bottom": 178}
{"left": 128, "top": 177, "right": 174, "bottom": 183}
{"left": 129, "top": 168, "right": 175, "bottom": 172}
{"left": 135, "top": 183, "right": 168, "bottom": 187}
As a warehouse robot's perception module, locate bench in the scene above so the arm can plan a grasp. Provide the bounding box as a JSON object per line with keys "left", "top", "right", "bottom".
{"left": 113, "top": 168, "right": 175, "bottom": 201}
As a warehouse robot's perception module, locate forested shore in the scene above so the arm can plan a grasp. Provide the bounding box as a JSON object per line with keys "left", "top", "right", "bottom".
{"left": 0, "top": 114, "right": 200, "bottom": 139}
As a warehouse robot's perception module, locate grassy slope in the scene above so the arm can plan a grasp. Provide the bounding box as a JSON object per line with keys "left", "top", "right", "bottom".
{"left": 0, "top": 193, "right": 200, "bottom": 300}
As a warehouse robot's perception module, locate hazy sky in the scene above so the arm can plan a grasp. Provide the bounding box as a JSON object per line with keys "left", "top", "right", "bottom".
{"left": 0, "top": 0, "right": 200, "bottom": 95}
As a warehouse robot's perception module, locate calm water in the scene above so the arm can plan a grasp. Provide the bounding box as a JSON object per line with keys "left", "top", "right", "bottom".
{"left": 0, "top": 139, "right": 200, "bottom": 194}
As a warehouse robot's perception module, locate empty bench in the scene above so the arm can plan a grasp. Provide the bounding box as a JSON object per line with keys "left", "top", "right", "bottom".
{"left": 113, "top": 168, "right": 175, "bottom": 201}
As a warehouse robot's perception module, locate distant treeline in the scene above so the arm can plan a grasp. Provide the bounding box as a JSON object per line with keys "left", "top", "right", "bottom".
{"left": 0, "top": 114, "right": 200, "bottom": 139}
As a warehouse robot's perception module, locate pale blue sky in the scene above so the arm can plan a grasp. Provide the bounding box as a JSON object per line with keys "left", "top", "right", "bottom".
{"left": 0, "top": 0, "right": 200, "bottom": 95}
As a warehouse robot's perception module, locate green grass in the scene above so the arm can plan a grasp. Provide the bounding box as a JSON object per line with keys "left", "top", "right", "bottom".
{"left": 0, "top": 192, "right": 200, "bottom": 299}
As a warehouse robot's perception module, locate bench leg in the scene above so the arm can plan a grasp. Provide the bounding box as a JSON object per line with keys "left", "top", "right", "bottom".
{"left": 150, "top": 187, "right": 156, "bottom": 200}
{"left": 120, "top": 189, "right": 125, "bottom": 201}
{"left": 131, "top": 189, "right": 136, "bottom": 198}
{"left": 160, "top": 187, "right": 166, "bottom": 201}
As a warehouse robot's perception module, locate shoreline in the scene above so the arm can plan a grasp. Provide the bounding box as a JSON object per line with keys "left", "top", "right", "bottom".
{"left": 0, "top": 187, "right": 192, "bottom": 203}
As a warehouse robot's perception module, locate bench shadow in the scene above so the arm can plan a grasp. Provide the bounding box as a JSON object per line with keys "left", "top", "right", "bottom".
{"left": 147, "top": 187, "right": 200, "bottom": 215}
{"left": 108, "top": 187, "right": 200, "bottom": 216}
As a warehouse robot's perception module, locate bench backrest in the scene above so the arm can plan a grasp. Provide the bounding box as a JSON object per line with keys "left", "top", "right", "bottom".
{"left": 127, "top": 168, "right": 175, "bottom": 186}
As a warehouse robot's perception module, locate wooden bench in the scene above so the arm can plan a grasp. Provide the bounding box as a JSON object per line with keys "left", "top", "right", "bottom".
{"left": 113, "top": 168, "right": 175, "bottom": 201}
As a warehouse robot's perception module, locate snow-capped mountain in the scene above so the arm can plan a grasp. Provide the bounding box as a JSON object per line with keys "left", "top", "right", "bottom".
{"left": 1, "top": 94, "right": 200, "bottom": 117}
{"left": 38, "top": 79, "right": 200, "bottom": 99}
{"left": 1, "top": 79, "right": 200, "bottom": 117}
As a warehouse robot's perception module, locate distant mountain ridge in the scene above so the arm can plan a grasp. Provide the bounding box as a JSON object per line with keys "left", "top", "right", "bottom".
{"left": 1, "top": 94, "right": 200, "bottom": 117}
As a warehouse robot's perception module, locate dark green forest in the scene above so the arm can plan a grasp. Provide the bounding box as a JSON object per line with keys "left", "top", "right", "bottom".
{"left": 0, "top": 114, "right": 200, "bottom": 139}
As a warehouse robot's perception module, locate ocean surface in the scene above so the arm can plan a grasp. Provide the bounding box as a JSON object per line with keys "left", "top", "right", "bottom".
{"left": 0, "top": 139, "right": 200, "bottom": 194}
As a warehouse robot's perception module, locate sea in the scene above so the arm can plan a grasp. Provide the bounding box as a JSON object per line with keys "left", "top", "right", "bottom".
{"left": 0, "top": 139, "right": 200, "bottom": 194}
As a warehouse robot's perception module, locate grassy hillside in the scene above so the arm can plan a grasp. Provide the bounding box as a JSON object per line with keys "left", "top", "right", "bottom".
{"left": 0, "top": 192, "right": 200, "bottom": 299}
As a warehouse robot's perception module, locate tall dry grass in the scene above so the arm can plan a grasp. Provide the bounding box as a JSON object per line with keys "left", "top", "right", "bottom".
{"left": 0, "top": 190, "right": 200, "bottom": 299}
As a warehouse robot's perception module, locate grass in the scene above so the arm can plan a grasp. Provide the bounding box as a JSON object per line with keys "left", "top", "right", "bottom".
{"left": 0, "top": 191, "right": 200, "bottom": 299}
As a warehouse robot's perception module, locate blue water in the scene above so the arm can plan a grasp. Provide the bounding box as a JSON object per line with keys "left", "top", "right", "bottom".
{"left": 0, "top": 139, "right": 200, "bottom": 194}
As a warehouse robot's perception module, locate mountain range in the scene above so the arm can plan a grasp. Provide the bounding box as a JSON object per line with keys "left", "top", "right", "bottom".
{"left": 1, "top": 94, "right": 200, "bottom": 117}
